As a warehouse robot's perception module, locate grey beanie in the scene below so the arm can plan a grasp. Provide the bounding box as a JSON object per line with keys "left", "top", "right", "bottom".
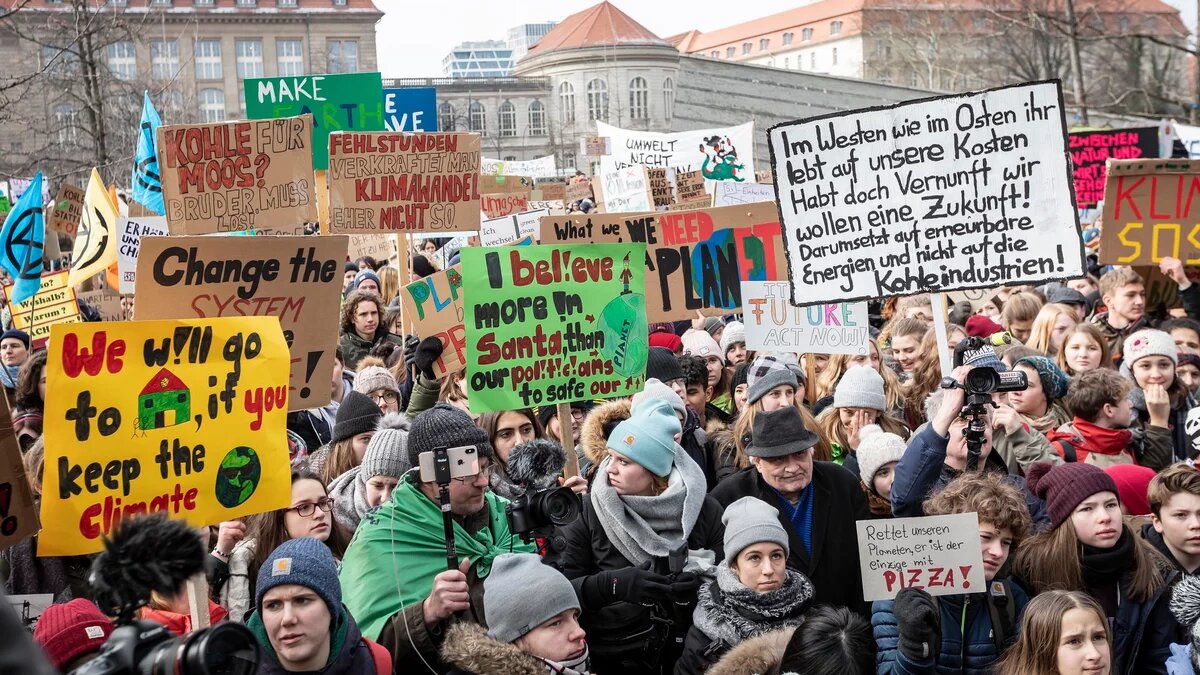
{"left": 746, "top": 355, "right": 799, "bottom": 405}
{"left": 361, "top": 412, "right": 410, "bottom": 479}
{"left": 631, "top": 378, "right": 686, "bottom": 419}
{"left": 723, "top": 496, "right": 789, "bottom": 560}
{"left": 407, "top": 403, "right": 494, "bottom": 468}
{"left": 484, "top": 553, "right": 580, "bottom": 643}
{"left": 832, "top": 365, "right": 886, "bottom": 411}
{"left": 354, "top": 365, "right": 399, "bottom": 396}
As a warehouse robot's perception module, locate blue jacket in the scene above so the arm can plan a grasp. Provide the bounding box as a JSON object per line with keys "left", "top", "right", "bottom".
{"left": 872, "top": 583, "right": 1030, "bottom": 675}
{"left": 891, "top": 425, "right": 1049, "bottom": 530}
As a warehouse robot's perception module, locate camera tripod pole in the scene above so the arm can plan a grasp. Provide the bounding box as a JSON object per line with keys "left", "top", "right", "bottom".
{"left": 439, "top": 483, "right": 458, "bottom": 571}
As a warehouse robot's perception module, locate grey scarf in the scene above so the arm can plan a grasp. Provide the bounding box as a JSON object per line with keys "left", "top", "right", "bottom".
{"left": 540, "top": 646, "right": 591, "bottom": 674}
{"left": 591, "top": 444, "right": 707, "bottom": 566}
{"left": 327, "top": 467, "right": 373, "bottom": 532}
{"left": 693, "top": 564, "right": 813, "bottom": 646}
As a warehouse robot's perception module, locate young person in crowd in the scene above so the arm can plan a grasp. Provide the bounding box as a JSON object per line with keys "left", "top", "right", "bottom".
{"left": 885, "top": 318, "right": 928, "bottom": 381}
{"left": 289, "top": 347, "right": 355, "bottom": 454}
{"left": 348, "top": 268, "right": 381, "bottom": 296}
{"left": 901, "top": 329, "right": 946, "bottom": 428}
{"left": 1047, "top": 368, "right": 1171, "bottom": 468}
{"left": 1010, "top": 355, "right": 1072, "bottom": 435}
{"left": 327, "top": 413, "right": 409, "bottom": 533}
{"left": 0, "top": 328, "right": 29, "bottom": 398}
{"left": 32, "top": 598, "right": 113, "bottom": 672}
{"left": 1057, "top": 323, "right": 1113, "bottom": 376}
{"left": 1093, "top": 268, "right": 1148, "bottom": 364}
{"left": 12, "top": 348, "right": 45, "bottom": 450}
{"left": 682, "top": 330, "right": 733, "bottom": 417}
{"left": 339, "top": 291, "right": 396, "bottom": 371}
{"left": 730, "top": 355, "right": 831, "bottom": 466}
{"left": 1027, "top": 303, "right": 1079, "bottom": 356}
{"left": 353, "top": 358, "right": 401, "bottom": 415}
{"left": 816, "top": 364, "right": 908, "bottom": 473}
{"left": 1002, "top": 291, "right": 1044, "bottom": 343}
{"left": 376, "top": 266, "right": 400, "bottom": 305}
{"left": 1145, "top": 463, "right": 1200, "bottom": 576}
{"left": 308, "top": 391, "right": 383, "bottom": 485}
{"left": 857, "top": 425, "right": 906, "bottom": 519}
{"left": 1123, "top": 329, "right": 1199, "bottom": 461}
{"left": 475, "top": 409, "right": 541, "bottom": 497}
{"left": 994, "top": 590, "right": 1111, "bottom": 675}
{"left": 728, "top": 363, "right": 750, "bottom": 420}
{"left": 720, "top": 321, "right": 746, "bottom": 367}
{"left": 1179, "top": 354, "right": 1200, "bottom": 397}
{"left": 1163, "top": 318, "right": 1200, "bottom": 356}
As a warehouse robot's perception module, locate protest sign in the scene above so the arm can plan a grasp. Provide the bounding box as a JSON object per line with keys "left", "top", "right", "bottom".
{"left": 133, "top": 92, "right": 166, "bottom": 216}
{"left": 1098, "top": 159, "right": 1200, "bottom": 265}
{"left": 78, "top": 288, "right": 125, "bottom": 322}
{"left": 0, "top": 171, "right": 46, "bottom": 307}
{"left": 540, "top": 202, "right": 786, "bottom": 322}
{"left": 1068, "top": 127, "right": 1160, "bottom": 208}
{"left": 565, "top": 182, "right": 593, "bottom": 204}
{"left": 602, "top": 166, "right": 653, "bottom": 213}
{"left": 755, "top": 170, "right": 773, "bottom": 184}
{"left": 481, "top": 155, "right": 558, "bottom": 179}
{"left": 648, "top": 168, "right": 672, "bottom": 208}
{"left": 582, "top": 136, "right": 610, "bottom": 156}
{"left": 382, "top": 87, "right": 438, "bottom": 132}
{"left": 712, "top": 181, "right": 775, "bottom": 206}
{"left": 327, "top": 132, "right": 481, "bottom": 233}
{"left": 480, "top": 208, "right": 549, "bottom": 246}
{"left": 674, "top": 170, "right": 707, "bottom": 204}
{"left": 134, "top": 236, "right": 347, "bottom": 410}
{"left": 766, "top": 81, "right": 1084, "bottom": 306}
{"left": 117, "top": 216, "right": 169, "bottom": 294}
{"left": 481, "top": 192, "right": 532, "bottom": 219}
{"left": 538, "top": 182, "right": 567, "bottom": 202}
{"left": 463, "top": 243, "right": 647, "bottom": 411}
{"left": 156, "top": 115, "right": 317, "bottom": 236}
{"left": 479, "top": 175, "right": 534, "bottom": 195}
{"left": 6, "top": 271, "right": 82, "bottom": 345}
{"left": 742, "top": 281, "right": 869, "bottom": 354}
{"left": 246, "top": 72, "right": 384, "bottom": 170}
{"left": 49, "top": 183, "right": 85, "bottom": 238}
{"left": 529, "top": 200, "right": 566, "bottom": 215}
{"left": 0, "top": 395, "right": 39, "bottom": 549}
{"left": 1175, "top": 122, "right": 1200, "bottom": 159}
{"left": 0, "top": 182, "right": 9, "bottom": 216}
{"left": 856, "top": 513, "right": 986, "bottom": 602}
{"left": 68, "top": 168, "right": 120, "bottom": 289}
{"left": 668, "top": 199, "right": 712, "bottom": 212}
{"left": 402, "top": 265, "right": 464, "bottom": 378}
{"left": 597, "top": 121, "right": 755, "bottom": 185}
{"left": 40, "top": 316, "right": 291, "bottom": 556}
{"left": 348, "top": 233, "right": 396, "bottom": 263}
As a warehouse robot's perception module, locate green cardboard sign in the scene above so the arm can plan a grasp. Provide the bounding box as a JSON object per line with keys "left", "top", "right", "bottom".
{"left": 463, "top": 243, "right": 648, "bottom": 413}
{"left": 244, "top": 72, "right": 385, "bottom": 169}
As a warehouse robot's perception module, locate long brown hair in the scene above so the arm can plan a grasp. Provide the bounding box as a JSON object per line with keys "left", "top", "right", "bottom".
{"left": 903, "top": 329, "right": 945, "bottom": 424}
{"left": 1054, "top": 323, "right": 1112, "bottom": 376}
{"left": 319, "top": 436, "right": 360, "bottom": 486}
{"left": 1012, "top": 520, "right": 1167, "bottom": 603}
{"left": 994, "top": 591, "right": 1110, "bottom": 675}
{"left": 249, "top": 469, "right": 349, "bottom": 579}
{"left": 476, "top": 409, "right": 543, "bottom": 467}
{"left": 15, "top": 349, "right": 46, "bottom": 410}
{"left": 812, "top": 341, "right": 904, "bottom": 411}
{"left": 732, "top": 399, "right": 832, "bottom": 465}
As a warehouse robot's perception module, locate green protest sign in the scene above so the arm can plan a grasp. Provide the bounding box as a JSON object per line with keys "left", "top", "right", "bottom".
{"left": 463, "top": 243, "right": 648, "bottom": 412}
{"left": 244, "top": 72, "right": 385, "bottom": 169}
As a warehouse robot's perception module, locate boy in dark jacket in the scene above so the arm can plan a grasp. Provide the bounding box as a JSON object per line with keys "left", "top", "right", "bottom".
{"left": 1145, "top": 463, "right": 1200, "bottom": 576}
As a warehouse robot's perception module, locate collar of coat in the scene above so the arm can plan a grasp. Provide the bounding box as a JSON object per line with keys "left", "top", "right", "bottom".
{"left": 440, "top": 622, "right": 550, "bottom": 675}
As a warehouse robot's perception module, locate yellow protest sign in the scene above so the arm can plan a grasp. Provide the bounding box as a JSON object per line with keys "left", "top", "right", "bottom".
{"left": 4, "top": 271, "right": 82, "bottom": 345}
{"left": 40, "top": 316, "right": 291, "bottom": 556}
{"left": 68, "top": 168, "right": 119, "bottom": 288}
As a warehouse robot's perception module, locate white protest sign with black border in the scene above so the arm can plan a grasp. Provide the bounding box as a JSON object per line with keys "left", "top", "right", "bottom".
{"left": 856, "top": 512, "right": 986, "bottom": 602}
{"left": 742, "top": 281, "right": 869, "bottom": 355}
{"left": 767, "top": 80, "right": 1084, "bottom": 306}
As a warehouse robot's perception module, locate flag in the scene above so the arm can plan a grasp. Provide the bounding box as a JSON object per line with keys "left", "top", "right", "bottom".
{"left": 132, "top": 91, "right": 164, "bottom": 215}
{"left": 68, "top": 169, "right": 118, "bottom": 288}
{"left": 0, "top": 172, "right": 45, "bottom": 305}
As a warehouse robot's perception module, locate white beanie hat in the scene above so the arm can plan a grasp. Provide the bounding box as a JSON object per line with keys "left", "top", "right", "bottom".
{"left": 1122, "top": 329, "right": 1177, "bottom": 369}
{"left": 682, "top": 329, "right": 721, "bottom": 360}
{"left": 720, "top": 321, "right": 746, "bottom": 359}
{"left": 856, "top": 424, "right": 906, "bottom": 486}
{"left": 631, "top": 378, "right": 686, "bottom": 419}
{"left": 833, "top": 365, "right": 886, "bottom": 411}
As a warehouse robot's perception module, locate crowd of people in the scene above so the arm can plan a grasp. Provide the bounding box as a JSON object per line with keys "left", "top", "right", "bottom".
{"left": 11, "top": 243, "right": 1200, "bottom": 675}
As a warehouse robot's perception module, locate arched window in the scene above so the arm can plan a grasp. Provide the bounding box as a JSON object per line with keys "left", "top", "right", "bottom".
{"left": 628, "top": 77, "right": 648, "bottom": 120}
{"left": 439, "top": 101, "right": 456, "bottom": 131}
{"left": 498, "top": 100, "right": 516, "bottom": 137}
{"left": 199, "top": 88, "right": 225, "bottom": 122}
{"left": 468, "top": 101, "right": 486, "bottom": 135}
{"left": 586, "top": 78, "right": 608, "bottom": 121}
{"left": 663, "top": 78, "right": 674, "bottom": 121}
{"left": 54, "top": 104, "right": 79, "bottom": 144}
{"left": 528, "top": 100, "right": 546, "bottom": 136}
{"left": 558, "top": 82, "right": 575, "bottom": 123}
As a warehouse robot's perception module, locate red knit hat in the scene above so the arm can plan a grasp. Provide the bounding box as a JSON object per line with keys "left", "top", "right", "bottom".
{"left": 1026, "top": 461, "right": 1120, "bottom": 529}
{"left": 33, "top": 598, "right": 113, "bottom": 669}
{"left": 965, "top": 314, "right": 1004, "bottom": 338}
{"left": 1104, "top": 463, "right": 1156, "bottom": 517}
{"left": 648, "top": 331, "right": 682, "bottom": 353}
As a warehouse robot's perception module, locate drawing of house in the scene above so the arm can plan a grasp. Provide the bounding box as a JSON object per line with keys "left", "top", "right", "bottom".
{"left": 138, "top": 368, "right": 191, "bottom": 431}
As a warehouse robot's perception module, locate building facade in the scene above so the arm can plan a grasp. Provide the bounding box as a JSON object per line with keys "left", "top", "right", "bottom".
{"left": 507, "top": 22, "right": 556, "bottom": 61}
{"left": 442, "top": 40, "right": 514, "bottom": 78}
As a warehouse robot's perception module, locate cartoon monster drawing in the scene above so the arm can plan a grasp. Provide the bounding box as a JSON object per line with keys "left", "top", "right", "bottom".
{"left": 699, "top": 135, "right": 746, "bottom": 182}
{"left": 215, "top": 446, "right": 262, "bottom": 508}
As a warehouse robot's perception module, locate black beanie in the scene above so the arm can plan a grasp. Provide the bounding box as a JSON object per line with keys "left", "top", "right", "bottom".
{"left": 731, "top": 362, "right": 750, "bottom": 391}
{"left": 332, "top": 390, "right": 383, "bottom": 444}
{"left": 646, "top": 347, "right": 684, "bottom": 382}
{"left": 412, "top": 255, "right": 436, "bottom": 279}
{"left": 407, "top": 403, "right": 494, "bottom": 468}
{"left": 344, "top": 261, "right": 358, "bottom": 274}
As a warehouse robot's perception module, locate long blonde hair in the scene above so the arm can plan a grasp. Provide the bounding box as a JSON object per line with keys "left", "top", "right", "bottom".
{"left": 732, "top": 400, "right": 832, "bottom": 465}
{"left": 813, "top": 340, "right": 904, "bottom": 411}
{"left": 377, "top": 266, "right": 400, "bottom": 305}
{"left": 816, "top": 407, "right": 910, "bottom": 452}
{"left": 994, "top": 591, "right": 1110, "bottom": 675}
{"left": 1026, "top": 303, "right": 1076, "bottom": 356}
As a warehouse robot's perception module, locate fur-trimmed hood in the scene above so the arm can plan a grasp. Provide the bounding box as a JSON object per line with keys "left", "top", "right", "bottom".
{"left": 707, "top": 626, "right": 795, "bottom": 675}
{"left": 440, "top": 622, "right": 547, "bottom": 675}
{"left": 580, "top": 398, "right": 631, "bottom": 469}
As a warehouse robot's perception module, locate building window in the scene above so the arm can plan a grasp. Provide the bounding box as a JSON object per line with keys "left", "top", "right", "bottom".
{"left": 235, "top": 40, "right": 263, "bottom": 80}
{"left": 742, "top": 42, "right": 751, "bottom": 55}
{"left": 109, "top": 0, "right": 127, "bottom": 6}
{"left": 784, "top": 57, "right": 789, "bottom": 69}
{"left": 811, "top": 52, "right": 816, "bottom": 69}
{"left": 759, "top": 38, "right": 769, "bottom": 51}
{"left": 498, "top": 100, "right": 516, "bottom": 137}
{"left": 277, "top": 39, "right": 304, "bottom": 76}
{"left": 106, "top": 41, "right": 136, "bottom": 80}
{"left": 832, "top": 47, "right": 838, "bottom": 65}
{"left": 558, "top": 81, "right": 575, "bottom": 123}
{"left": 193, "top": 0, "right": 211, "bottom": 5}
{"left": 629, "top": 77, "right": 647, "bottom": 120}
{"left": 726, "top": 46, "right": 735, "bottom": 57}
{"left": 710, "top": 50, "right": 719, "bottom": 58}
{"left": 783, "top": 32, "right": 793, "bottom": 46}
{"left": 586, "top": 78, "right": 608, "bottom": 121}
{"left": 327, "top": 39, "right": 358, "bottom": 74}
{"left": 150, "top": 40, "right": 178, "bottom": 79}
{"left": 910, "top": 72, "right": 918, "bottom": 87}
{"left": 831, "top": 20, "right": 843, "bottom": 35}
{"left": 195, "top": 39, "right": 222, "bottom": 80}
{"left": 236, "top": 0, "right": 255, "bottom": 6}
{"left": 439, "top": 102, "right": 455, "bottom": 131}
{"left": 54, "top": 104, "right": 79, "bottom": 145}
{"left": 332, "top": 0, "right": 347, "bottom": 5}
{"left": 43, "top": 46, "right": 80, "bottom": 76}
{"left": 151, "top": 0, "right": 172, "bottom": 5}
{"left": 468, "top": 101, "right": 486, "bottom": 134}
{"left": 528, "top": 100, "right": 546, "bottom": 136}
{"left": 199, "top": 88, "right": 225, "bottom": 122}
{"left": 562, "top": 150, "right": 576, "bottom": 170}
{"left": 663, "top": 77, "right": 674, "bottom": 121}
{"left": 801, "top": 28, "right": 813, "bottom": 41}
{"left": 277, "top": 0, "right": 296, "bottom": 6}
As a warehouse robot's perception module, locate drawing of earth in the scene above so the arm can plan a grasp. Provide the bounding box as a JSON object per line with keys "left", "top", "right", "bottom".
{"left": 215, "top": 446, "right": 262, "bottom": 508}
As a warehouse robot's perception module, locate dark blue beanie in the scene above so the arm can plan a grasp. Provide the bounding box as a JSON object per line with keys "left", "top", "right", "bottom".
{"left": 255, "top": 537, "right": 341, "bottom": 616}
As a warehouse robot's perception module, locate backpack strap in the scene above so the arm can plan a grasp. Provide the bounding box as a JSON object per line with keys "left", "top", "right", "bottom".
{"left": 1056, "top": 439, "right": 1077, "bottom": 463}
{"left": 986, "top": 579, "right": 1018, "bottom": 652}
{"left": 364, "top": 637, "right": 392, "bottom": 675}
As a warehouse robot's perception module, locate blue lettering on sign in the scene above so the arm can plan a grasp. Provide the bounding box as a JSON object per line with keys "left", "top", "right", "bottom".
{"left": 382, "top": 87, "right": 438, "bottom": 132}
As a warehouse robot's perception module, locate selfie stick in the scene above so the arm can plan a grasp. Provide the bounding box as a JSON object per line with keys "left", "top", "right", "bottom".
{"left": 432, "top": 447, "right": 459, "bottom": 571}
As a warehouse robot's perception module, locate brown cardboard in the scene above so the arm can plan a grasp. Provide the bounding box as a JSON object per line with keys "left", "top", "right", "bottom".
{"left": 76, "top": 288, "right": 125, "bottom": 322}
{"left": 0, "top": 396, "right": 38, "bottom": 549}
{"left": 400, "top": 265, "right": 464, "bottom": 378}
{"left": 566, "top": 181, "right": 592, "bottom": 203}
{"left": 479, "top": 174, "right": 534, "bottom": 194}
{"left": 648, "top": 168, "right": 672, "bottom": 208}
{"left": 48, "top": 183, "right": 84, "bottom": 239}
{"left": 347, "top": 234, "right": 397, "bottom": 263}
{"left": 481, "top": 192, "right": 531, "bottom": 219}
{"left": 538, "top": 182, "right": 567, "bottom": 202}
{"left": 1099, "top": 159, "right": 1200, "bottom": 265}
{"left": 3, "top": 271, "right": 81, "bottom": 346}
{"left": 674, "top": 170, "right": 708, "bottom": 204}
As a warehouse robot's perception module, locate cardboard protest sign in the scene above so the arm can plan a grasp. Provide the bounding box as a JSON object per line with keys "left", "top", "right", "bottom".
{"left": 755, "top": 170, "right": 773, "bottom": 184}
{"left": 529, "top": 200, "right": 566, "bottom": 215}
{"left": 348, "top": 234, "right": 396, "bottom": 263}
{"left": 1140, "top": 265, "right": 1200, "bottom": 315}
{"left": 648, "top": 168, "right": 672, "bottom": 208}
{"left": 462, "top": 243, "right": 647, "bottom": 412}
{"left": 8, "top": 271, "right": 82, "bottom": 345}
{"left": 49, "top": 183, "right": 85, "bottom": 238}
{"left": 538, "top": 182, "right": 567, "bottom": 202}
{"left": 40, "top": 316, "right": 291, "bottom": 555}
{"left": 78, "top": 288, "right": 125, "bottom": 322}
{"left": 674, "top": 170, "right": 707, "bottom": 204}
{"left": 246, "top": 72, "right": 385, "bottom": 170}
{"left": 0, "top": 397, "right": 39, "bottom": 549}
{"left": 856, "top": 513, "right": 986, "bottom": 602}
{"left": 156, "top": 115, "right": 317, "bottom": 236}
{"left": 1175, "top": 123, "right": 1200, "bottom": 159}
{"left": 766, "top": 81, "right": 1084, "bottom": 306}
{"left": 582, "top": 136, "right": 610, "bottom": 156}
{"left": 383, "top": 87, "right": 438, "bottom": 132}
{"left": 68, "top": 169, "right": 120, "bottom": 288}
{"left": 117, "top": 216, "right": 169, "bottom": 294}
{"left": 602, "top": 166, "right": 653, "bottom": 213}
{"left": 742, "top": 281, "right": 869, "bottom": 354}
{"left": 481, "top": 155, "right": 558, "bottom": 179}
{"left": 479, "top": 175, "right": 534, "bottom": 193}
{"left": 540, "top": 202, "right": 786, "bottom": 323}
{"left": 1098, "top": 159, "right": 1200, "bottom": 265}
{"left": 480, "top": 209, "right": 549, "bottom": 247}
{"left": 401, "top": 265, "right": 464, "bottom": 378}
{"left": 327, "top": 132, "right": 481, "bottom": 233}
{"left": 481, "top": 192, "right": 531, "bottom": 219}
{"left": 1069, "top": 127, "right": 1159, "bottom": 208}
{"left": 566, "top": 181, "right": 592, "bottom": 203}
{"left": 712, "top": 181, "right": 775, "bottom": 206}
{"left": 597, "top": 121, "right": 755, "bottom": 185}
{"left": 134, "top": 236, "right": 347, "bottom": 410}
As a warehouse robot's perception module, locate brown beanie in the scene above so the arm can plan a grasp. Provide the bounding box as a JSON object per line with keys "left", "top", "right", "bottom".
{"left": 1025, "top": 461, "right": 1119, "bottom": 530}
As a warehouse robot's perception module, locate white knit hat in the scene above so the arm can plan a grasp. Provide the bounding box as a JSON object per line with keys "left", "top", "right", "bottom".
{"left": 856, "top": 424, "right": 906, "bottom": 486}
{"left": 833, "top": 365, "right": 886, "bottom": 411}
{"left": 631, "top": 378, "right": 686, "bottom": 419}
{"left": 682, "top": 329, "right": 721, "bottom": 360}
{"left": 720, "top": 321, "right": 746, "bottom": 359}
{"left": 1123, "top": 329, "right": 1177, "bottom": 368}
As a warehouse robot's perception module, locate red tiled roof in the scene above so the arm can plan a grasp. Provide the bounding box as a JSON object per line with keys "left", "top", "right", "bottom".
{"left": 1, "top": 0, "right": 380, "bottom": 11}
{"left": 526, "top": 1, "right": 668, "bottom": 55}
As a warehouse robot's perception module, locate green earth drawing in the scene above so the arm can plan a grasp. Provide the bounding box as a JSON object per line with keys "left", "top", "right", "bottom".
{"left": 215, "top": 446, "right": 262, "bottom": 508}
{"left": 598, "top": 293, "right": 648, "bottom": 377}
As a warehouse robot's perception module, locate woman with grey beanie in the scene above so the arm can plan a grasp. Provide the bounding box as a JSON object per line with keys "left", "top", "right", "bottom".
{"left": 327, "top": 412, "right": 410, "bottom": 533}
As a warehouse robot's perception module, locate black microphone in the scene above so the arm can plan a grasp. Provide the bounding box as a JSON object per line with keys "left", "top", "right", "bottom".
{"left": 89, "top": 513, "right": 207, "bottom": 622}
{"left": 505, "top": 438, "right": 567, "bottom": 491}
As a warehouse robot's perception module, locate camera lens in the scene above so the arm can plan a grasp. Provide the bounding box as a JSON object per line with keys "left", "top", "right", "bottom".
{"left": 539, "top": 487, "right": 581, "bottom": 526}
{"left": 964, "top": 367, "right": 999, "bottom": 395}
{"left": 172, "top": 622, "right": 259, "bottom": 675}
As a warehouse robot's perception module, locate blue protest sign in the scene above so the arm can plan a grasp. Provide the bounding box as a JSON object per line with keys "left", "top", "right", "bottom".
{"left": 0, "top": 171, "right": 45, "bottom": 305}
{"left": 383, "top": 87, "right": 438, "bottom": 132}
{"left": 132, "top": 92, "right": 165, "bottom": 215}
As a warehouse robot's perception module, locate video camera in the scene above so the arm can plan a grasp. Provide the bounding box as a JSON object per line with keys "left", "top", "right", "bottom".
{"left": 507, "top": 486, "right": 580, "bottom": 538}
{"left": 501, "top": 438, "right": 581, "bottom": 542}
{"left": 941, "top": 337, "right": 1028, "bottom": 471}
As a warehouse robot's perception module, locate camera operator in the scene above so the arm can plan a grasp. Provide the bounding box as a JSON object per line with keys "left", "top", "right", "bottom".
{"left": 338, "top": 404, "right": 536, "bottom": 673}
{"left": 890, "top": 363, "right": 1049, "bottom": 529}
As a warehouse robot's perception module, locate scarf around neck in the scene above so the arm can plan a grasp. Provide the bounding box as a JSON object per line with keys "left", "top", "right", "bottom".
{"left": 693, "top": 564, "right": 812, "bottom": 645}
{"left": 1025, "top": 403, "right": 1070, "bottom": 436}
{"left": 1080, "top": 526, "right": 1136, "bottom": 588}
{"left": 540, "top": 647, "right": 592, "bottom": 674}
{"left": 590, "top": 443, "right": 707, "bottom": 566}
{"left": 1071, "top": 418, "right": 1134, "bottom": 455}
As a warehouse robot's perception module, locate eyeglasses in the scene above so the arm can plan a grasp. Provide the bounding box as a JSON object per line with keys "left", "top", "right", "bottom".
{"left": 370, "top": 391, "right": 399, "bottom": 404}
{"left": 569, "top": 410, "right": 585, "bottom": 422}
{"left": 288, "top": 498, "right": 334, "bottom": 517}
{"left": 452, "top": 461, "right": 495, "bottom": 483}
